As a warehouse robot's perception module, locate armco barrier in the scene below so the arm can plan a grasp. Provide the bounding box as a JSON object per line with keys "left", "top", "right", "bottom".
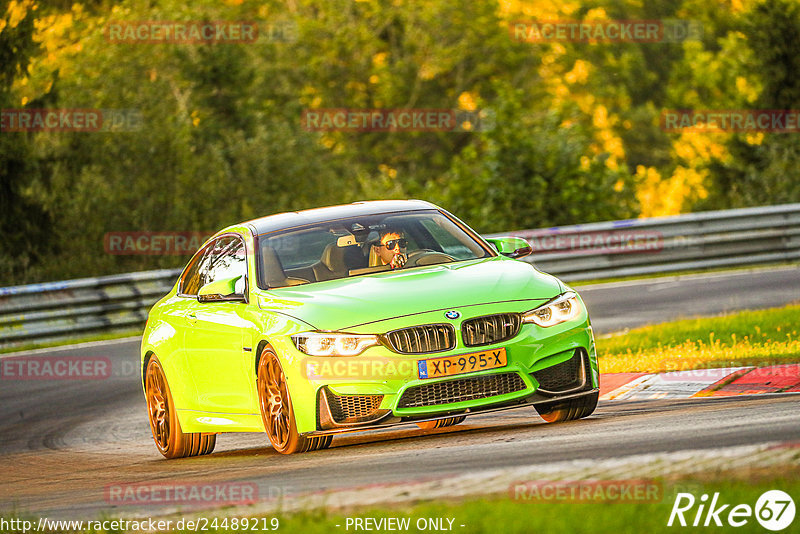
{"left": 1, "top": 204, "right": 799, "bottom": 348}
{"left": 489, "top": 203, "right": 800, "bottom": 280}
{"left": 0, "top": 269, "right": 180, "bottom": 348}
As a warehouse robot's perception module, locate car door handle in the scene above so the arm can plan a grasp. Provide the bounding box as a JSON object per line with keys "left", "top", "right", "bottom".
{"left": 187, "top": 312, "right": 197, "bottom": 325}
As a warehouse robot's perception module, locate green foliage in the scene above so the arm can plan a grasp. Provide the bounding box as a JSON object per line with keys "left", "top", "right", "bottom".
{"left": 25, "top": 0, "right": 350, "bottom": 277}
{"left": 0, "top": 2, "right": 54, "bottom": 284}
{"left": 694, "top": 0, "right": 800, "bottom": 210}
{"left": 747, "top": 0, "right": 800, "bottom": 109}
{"left": 429, "top": 84, "right": 637, "bottom": 232}
{"left": 1, "top": 0, "right": 798, "bottom": 284}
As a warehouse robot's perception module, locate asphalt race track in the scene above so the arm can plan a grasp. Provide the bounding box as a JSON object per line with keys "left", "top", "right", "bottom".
{"left": 1, "top": 266, "right": 799, "bottom": 519}
{"left": 577, "top": 265, "right": 800, "bottom": 333}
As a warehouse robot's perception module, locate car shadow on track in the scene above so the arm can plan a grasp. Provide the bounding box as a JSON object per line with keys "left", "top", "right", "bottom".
{"left": 193, "top": 395, "right": 800, "bottom": 460}
{"left": 202, "top": 412, "right": 606, "bottom": 459}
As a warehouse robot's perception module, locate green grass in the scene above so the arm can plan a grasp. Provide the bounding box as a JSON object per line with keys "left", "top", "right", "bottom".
{"left": 597, "top": 303, "right": 800, "bottom": 373}
{"left": 261, "top": 475, "right": 799, "bottom": 534}
{"left": 306, "top": 475, "right": 795, "bottom": 534}
{"left": 3, "top": 468, "right": 799, "bottom": 534}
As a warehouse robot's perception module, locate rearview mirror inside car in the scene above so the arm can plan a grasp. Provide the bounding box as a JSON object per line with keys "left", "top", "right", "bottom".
{"left": 336, "top": 234, "right": 357, "bottom": 247}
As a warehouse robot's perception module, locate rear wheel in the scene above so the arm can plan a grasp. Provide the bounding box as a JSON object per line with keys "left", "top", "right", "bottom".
{"left": 535, "top": 391, "right": 598, "bottom": 423}
{"left": 416, "top": 415, "right": 466, "bottom": 430}
{"left": 145, "top": 357, "right": 216, "bottom": 459}
{"left": 257, "top": 347, "right": 332, "bottom": 454}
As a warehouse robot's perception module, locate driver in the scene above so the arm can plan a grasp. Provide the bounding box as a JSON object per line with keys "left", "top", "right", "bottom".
{"left": 370, "top": 228, "right": 407, "bottom": 269}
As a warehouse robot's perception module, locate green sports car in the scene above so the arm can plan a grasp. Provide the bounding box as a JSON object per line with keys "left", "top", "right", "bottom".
{"left": 141, "top": 200, "right": 599, "bottom": 458}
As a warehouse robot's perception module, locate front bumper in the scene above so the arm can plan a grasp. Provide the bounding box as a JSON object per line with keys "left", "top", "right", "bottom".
{"left": 278, "top": 299, "right": 599, "bottom": 436}
{"left": 310, "top": 345, "right": 597, "bottom": 434}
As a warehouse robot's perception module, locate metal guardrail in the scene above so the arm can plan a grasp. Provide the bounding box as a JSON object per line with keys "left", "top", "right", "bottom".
{"left": 497, "top": 203, "right": 800, "bottom": 280}
{"left": 0, "top": 269, "right": 180, "bottom": 348}
{"left": 1, "top": 203, "right": 799, "bottom": 349}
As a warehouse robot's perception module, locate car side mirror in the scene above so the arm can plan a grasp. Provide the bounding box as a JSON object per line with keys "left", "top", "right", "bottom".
{"left": 197, "top": 275, "right": 246, "bottom": 303}
{"left": 485, "top": 236, "right": 532, "bottom": 259}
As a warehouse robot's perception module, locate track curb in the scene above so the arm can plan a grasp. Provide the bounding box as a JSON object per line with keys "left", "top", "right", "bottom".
{"left": 600, "top": 364, "right": 800, "bottom": 400}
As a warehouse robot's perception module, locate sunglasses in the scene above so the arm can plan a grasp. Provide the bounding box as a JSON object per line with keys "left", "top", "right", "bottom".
{"left": 380, "top": 238, "right": 407, "bottom": 250}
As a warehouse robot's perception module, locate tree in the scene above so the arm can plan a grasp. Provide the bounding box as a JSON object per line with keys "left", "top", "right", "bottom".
{"left": 431, "top": 84, "right": 637, "bottom": 232}
{"left": 0, "top": 0, "right": 54, "bottom": 283}
{"left": 695, "top": 0, "right": 800, "bottom": 210}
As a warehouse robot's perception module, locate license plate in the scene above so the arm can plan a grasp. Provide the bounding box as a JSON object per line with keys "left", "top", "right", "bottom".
{"left": 417, "top": 348, "right": 507, "bottom": 380}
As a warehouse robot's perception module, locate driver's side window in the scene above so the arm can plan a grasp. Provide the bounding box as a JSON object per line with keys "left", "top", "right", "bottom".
{"left": 181, "top": 235, "right": 247, "bottom": 296}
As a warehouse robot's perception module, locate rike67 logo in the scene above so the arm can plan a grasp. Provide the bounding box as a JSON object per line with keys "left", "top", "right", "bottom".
{"left": 668, "top": 490, "right": 795, "bottom": 531}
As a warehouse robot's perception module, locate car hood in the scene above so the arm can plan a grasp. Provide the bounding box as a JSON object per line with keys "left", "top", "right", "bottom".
{"left": 257, "top": 257, "right": 563, "bottom": 331}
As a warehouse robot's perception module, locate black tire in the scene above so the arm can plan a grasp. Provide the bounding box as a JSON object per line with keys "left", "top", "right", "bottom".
{"left": 257, "top": 347, "right": 333, "bottom": 454}
{"left": 535, "top": 391, "right": 598, "bottom": 423}
{"left": 145, "top": 357, "right": 216, "bottom": 459}
{"left": 416, "top": 415, "right": 467, "bottom": 430}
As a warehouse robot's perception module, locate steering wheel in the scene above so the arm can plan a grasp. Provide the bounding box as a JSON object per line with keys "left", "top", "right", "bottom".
{"left": 405, "top": 249, "right": 457, "bottom": 267}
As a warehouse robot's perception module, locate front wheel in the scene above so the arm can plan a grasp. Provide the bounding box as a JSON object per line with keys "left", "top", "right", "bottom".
{"left": 416, "top": 415, "right": 466, "bottom": 430}
{"left": 535, "top": 391, "right": 598, "bottom": 423}
{"left": 145, "top": 357, "right": 216, "bottom": 459}
{"left": 257, "top": 347, "right": 332, "bottom": 454}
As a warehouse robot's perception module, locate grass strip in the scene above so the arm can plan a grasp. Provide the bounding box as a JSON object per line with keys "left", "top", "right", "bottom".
{"left": 3, "top": 467, "right": 798, "bottom": 534}
{"left": 597, "top": 304, "right": 800, "bottom": 373}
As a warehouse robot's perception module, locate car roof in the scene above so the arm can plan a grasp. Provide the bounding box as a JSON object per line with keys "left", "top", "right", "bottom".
{"left": 241, "top": 199, "right": 441, "bottom": 235}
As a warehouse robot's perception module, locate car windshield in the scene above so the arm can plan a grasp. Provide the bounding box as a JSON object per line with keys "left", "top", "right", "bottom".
{"left": 256, "top": 210, "right": 492, "bottom": 288}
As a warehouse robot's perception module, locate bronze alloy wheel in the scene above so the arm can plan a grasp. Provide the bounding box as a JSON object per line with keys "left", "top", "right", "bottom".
{"left": 416, "top": 415, "right": 467, "bottom": 431}
{"left": 535, "top": 391, "right": 599, "bottom": 423}
{"left": 145, "top": 357, "right": 216, "bottom": 459}
{"left": 146, "top": 358, "right": 171, "bottom": 452}
{"left": 257, "top": 347, "right": 332, "bottom": 454}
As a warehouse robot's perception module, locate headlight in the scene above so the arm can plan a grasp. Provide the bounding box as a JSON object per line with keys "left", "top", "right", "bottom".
{"left": 292, "top": 332, "right": 379, "bottom": 356}
{"left": 522, "top": 292, "right": 582, "bottom": 327}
